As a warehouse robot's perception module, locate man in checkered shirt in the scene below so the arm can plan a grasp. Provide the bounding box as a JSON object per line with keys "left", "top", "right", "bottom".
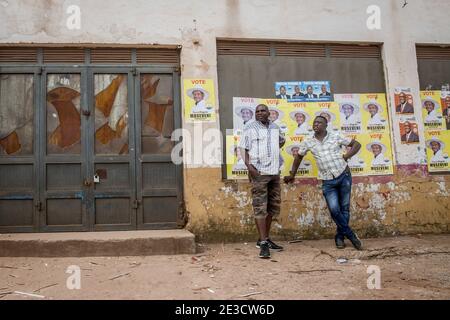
{"left": 285, "top": 115, "right": 363, "bottom": 250}
{"left": 240, "top": 104, "right": 285, "bottom": 259}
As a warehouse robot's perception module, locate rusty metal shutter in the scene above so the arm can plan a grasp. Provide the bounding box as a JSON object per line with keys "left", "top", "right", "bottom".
{"left": 0, "top": 47, "right": 38, "bottom": 63}
{"left": 90, "top": 48, "right": 132, "bottom": 64}
{"left": 416, "top": 46, "right": 450, "bottom": 60}
{"left": 274, "top": 43, "right": 326, "bottom": 57}
{"left": 329, "top": 44, "right": 381, "bottom": 58}
{"left": 43, "top": 47, "right": 85, "bottom": 63}
{"left": 136, "top": 48, "right": 179, "bottom": 64}
{"left": 217, "top": 41, "right": 271, "bottom": 56}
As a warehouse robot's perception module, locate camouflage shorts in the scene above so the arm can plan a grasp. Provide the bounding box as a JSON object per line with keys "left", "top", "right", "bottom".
{"left": 250, "top": 174, "right": 281, "bottom": 220}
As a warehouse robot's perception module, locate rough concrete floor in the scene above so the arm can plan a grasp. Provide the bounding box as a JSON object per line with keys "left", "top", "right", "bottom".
{"left": 0, "top": 234, "right": 449, "bottom": 300}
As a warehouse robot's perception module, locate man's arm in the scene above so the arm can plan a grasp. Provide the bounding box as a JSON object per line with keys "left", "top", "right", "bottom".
{"left": 343, "top": 139, "right": 361, "bottom": 161}
{"left": 284, "top": 153, "right": 305, "bottom": 184}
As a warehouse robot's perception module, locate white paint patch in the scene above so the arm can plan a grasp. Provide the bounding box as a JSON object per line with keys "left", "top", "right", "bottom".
{"left": 386, "top": 182, "right": 396, "bottom": 190}
{"left": 435, "top": 182, "right": 449, "bottom": 196}
{"left": 297, "top": 212, "right": 315, "bottom": 227}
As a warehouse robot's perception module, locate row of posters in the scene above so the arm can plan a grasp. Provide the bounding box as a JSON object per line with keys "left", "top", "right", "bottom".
{"left": 419, "top": 90, "right": 450, "bottom": 172}
{"left": 228, "top": 94, "right": 395, "bottom": 179}
{"left": 274, "top": 81, "right": 332, "bottom": 102}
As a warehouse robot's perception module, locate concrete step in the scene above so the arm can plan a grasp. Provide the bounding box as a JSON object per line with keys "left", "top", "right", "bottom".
{"left": 0, "top": 229, "right": 196, "bottom": 257}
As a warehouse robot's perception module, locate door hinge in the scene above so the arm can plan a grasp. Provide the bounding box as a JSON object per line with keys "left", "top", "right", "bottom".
{"left": 132, "top": 68, "right": 137, "bottom": 76}
{"left": 132, "top": 199, "right": 140, "bottom": 209}
{"left": 34, "top": 200, "right": 43, "bottom": 211}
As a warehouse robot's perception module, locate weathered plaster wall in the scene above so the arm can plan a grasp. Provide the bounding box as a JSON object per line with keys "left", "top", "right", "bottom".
{"left": 185, "top": 167, "right": 450, "bottom": 242}
{"left": 1, "top": 0, "right": 450, "bottom": 239}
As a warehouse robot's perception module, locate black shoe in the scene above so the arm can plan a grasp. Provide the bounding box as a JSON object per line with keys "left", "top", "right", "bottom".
{"left": 348, "top": 234, "right": 363, "bottom": 250}
{"left": 335, "top": 236, "right": 346, "bottom": 249}
{"left": 256, "top": 239, "right": 284, "bottom": 251}
{"left": 258, "top": 241, "right": 271, "bottom": 259}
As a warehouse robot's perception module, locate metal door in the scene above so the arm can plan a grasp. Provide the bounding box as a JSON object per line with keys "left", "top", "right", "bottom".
{"left": 88, "top": 69, "right": 137, "bottom": 231}
{"left": 39, "top": 68, "right": 89, "bottom": 231}
{"left": 0, "top": 68, "right": 40, "bottom": 232}
{"left": 134, "top": 69, "right": 183, "bottom": 229}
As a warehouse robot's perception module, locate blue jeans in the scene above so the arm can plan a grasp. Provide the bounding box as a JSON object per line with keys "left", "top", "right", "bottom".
{"left": 322, "top": 168, "right": 355, "bottom": 240}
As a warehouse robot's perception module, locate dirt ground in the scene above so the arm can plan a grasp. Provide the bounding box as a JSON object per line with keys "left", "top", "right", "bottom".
{"left": 0, "top": 234, "right": 449, "bottom": 300}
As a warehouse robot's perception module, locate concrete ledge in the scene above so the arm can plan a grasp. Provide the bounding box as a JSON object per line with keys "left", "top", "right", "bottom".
{"left": 0, "top": 230, "right": 196, "bottom": 257}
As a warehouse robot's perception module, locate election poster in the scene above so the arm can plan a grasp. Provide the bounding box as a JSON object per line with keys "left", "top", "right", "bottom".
{"left": 232, "top": 97, "right": 258, "bottom": 135}
{"left": 399, "top": 120, "right": 420, "bottom": 144}
{"left": 275, "top": 81, "right": 332, "bottom": 102}
{"left": 225, "top": 134, "right": 248, "bottom": 180}
{"left": 343, "top": 133, "right": 366, "bottom": 176}
{"left": 425, "top": 130, "right": 450, "bottom": 172}
{"left": 335, "top": 94, "right": 362, "bottom": 133}
{"left": 360, "top": 93, "right": 390, "bottom": 133}
{"left": 281, "top": 135, "right": 318, "bottom": 178}
{"left": 394, "top": 87, "right": 415, "bottom": 116}
{"left": 183, "top": 79, "right": 216, "bottom": 123}
{"left": 440, "top": 91, "right": 450, "bottom": 130}
{"left": 420, "top": 91, "right": 446, "bottom": 131}
{"left": 286, "top": 102, "right": 313, "bottom": 137}
{"left": 309, "top": 101, "right": 341, "bottom": 134}
{"left": 363, "top": 133, "right": 394, "bottom": 176}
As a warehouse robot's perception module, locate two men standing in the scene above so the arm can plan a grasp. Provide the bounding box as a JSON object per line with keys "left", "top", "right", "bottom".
{"left": 241, "top": 104, "right": 362, "bottom": 259}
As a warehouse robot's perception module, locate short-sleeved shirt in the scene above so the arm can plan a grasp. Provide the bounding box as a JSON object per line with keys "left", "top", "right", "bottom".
{"left": 239, "top": 121, "right": 285, "bottom": 175}
{"left": 298, "top": 132, "right": 352, "bottom": 180}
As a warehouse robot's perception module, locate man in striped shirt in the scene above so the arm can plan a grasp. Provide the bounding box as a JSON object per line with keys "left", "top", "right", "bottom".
{"left": 284, "top": 115, "right": 363, "bottom": 250}
{"left": 240, "top": 104, "right": 285, "bottom": 259}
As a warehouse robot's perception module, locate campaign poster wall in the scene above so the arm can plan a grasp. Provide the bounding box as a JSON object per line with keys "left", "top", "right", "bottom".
{"left": 274, "top": 81, "right": 332, "bottom": 102}
{"left": 183, "top": 79, "right": 216, "bottom": 123}
{"left": 425, "top": 130, "right": 450, "bottom": 172}
{"left": 225, "top": 134, "right": 248, "bottom": 180}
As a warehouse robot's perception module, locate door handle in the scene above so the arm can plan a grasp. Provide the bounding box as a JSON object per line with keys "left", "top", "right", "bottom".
{"left": 83, "top": 178, "right": 92, "bottom": 187}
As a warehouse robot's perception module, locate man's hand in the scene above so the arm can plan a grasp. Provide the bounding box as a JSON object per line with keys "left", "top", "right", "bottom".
{"left": 284, "top": 174, "right": 295, "bottom": 184}
{"left": 343, "top": 154, "right": 349, "bottom": 162}
{"left": 247, "top": 165, "right": 260, "bottom": 181}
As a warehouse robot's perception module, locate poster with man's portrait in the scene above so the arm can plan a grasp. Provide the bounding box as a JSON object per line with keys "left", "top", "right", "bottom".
{"left": 440, "top": 91, "right": 450, "bottom": 130}
{"left": 309, "top": 102, "right": 340, "bottom": 133}
{"left": 360, "top": 93, "right": 389, "bottom": 133}
{"left": 260, "top": 98, "right": 289, "bottom": 136}
{"left": 232, "top": 97, "right": 258, "bottom": 135}
{"left": 425, "top": 130, "right": 450, "bottom": 172}
{"left": 280, "top": 136, "right": 317, "bottom": 178}
{"left": 225, "top": 134, "right": 248, "bottom": 180}
{"left": 399, "top": 120, "right": 420, "bottom": 144}
{"left": 343, "top": 134, "right": 366, "bottom": 176}
{"left": 334, "top": 94, "right": 362, "bottom": 133}
{"left": 184, "top": 79, "right": 216, "bottom": 123}
{"left": 420, "top": 91, "right": 445, "bottom": 131}
{"left": 394, "top": 87, "right": 415, "bottom": 115}
{"left": 363, "top": 133, "right": 394, "bottom": 176}
{"left": 274, "top": 81, "right": 332, "bottom": 102}
{"left": 286, "top": 102, "right": 313, "bottom": 137}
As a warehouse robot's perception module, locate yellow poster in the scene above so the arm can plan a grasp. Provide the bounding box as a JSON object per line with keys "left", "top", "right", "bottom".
{"left": 343, "top": 133, "right": 366, "bottom": 176}
{"left": 420, "top": 91, "right": 445, "bottom": 131}
{"left": 425, "top": 130, "right": 450, "bottom": 172}
{"left": 259, "top": 98, "right": 290, "bottom": 137}
{"left": 225, "top": 134, "right": 248, "bottom": 180}
{"left": 281, "top": 135, "right": 317, "bottom": 178}
{"left": 360, "top": 93, "right": 390, "bottom": 133}
{"left": 286, "top": 102, "right": 314, "bottom": 137}
{"left": 361, "top": 133, "right": 394, "bottom": 176}
{"left": 183, "top": 79, "right": 216, "bottom": 123}
{"left": 309, "top": 101, "right": 341, "bottom": 134}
